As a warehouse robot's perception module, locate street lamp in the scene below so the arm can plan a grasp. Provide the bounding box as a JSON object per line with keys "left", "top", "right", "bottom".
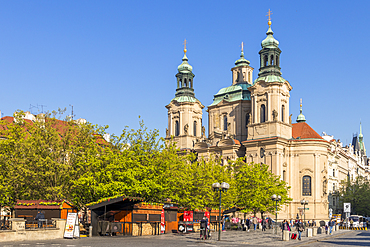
{"left": 271, "top": 194, "right": 281, "bottom": 234}
{"left": 212, "top": 182, "right": 230, "bottom": 241}
{"left": 300, "top": 199, "right": 309, "bottom": 226}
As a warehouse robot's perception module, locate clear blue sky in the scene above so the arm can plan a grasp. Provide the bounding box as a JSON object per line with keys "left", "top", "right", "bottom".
{"left": 0, "top": 0, "right": 369, "bottom": 146}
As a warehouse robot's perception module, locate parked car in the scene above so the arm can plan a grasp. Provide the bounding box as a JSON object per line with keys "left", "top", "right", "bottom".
{"left": 344, "top": 215, "right": 363, "bottom": 227}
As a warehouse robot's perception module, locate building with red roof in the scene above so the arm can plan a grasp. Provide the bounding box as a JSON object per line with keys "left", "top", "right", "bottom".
{"left": 166, "top": 18, "right": 369, "bottom": 221}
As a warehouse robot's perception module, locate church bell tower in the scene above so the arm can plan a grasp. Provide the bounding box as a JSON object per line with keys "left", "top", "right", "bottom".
{"left": 165, "top": 40, "right": 204, "bottom": 150}
{"left": 247, "top": 13, "right": 292, "bottom": 140}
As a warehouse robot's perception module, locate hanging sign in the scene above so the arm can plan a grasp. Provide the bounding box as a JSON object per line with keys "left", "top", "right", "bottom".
{"left": 64, "top": 213, "right": 78, "bottom": 239}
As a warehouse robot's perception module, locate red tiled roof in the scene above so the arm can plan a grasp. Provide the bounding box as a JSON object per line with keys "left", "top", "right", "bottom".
{"left": 292, "top": 122, "right": 323, "bottom": 140}
{"left": 233, "top": 139, "right": 240, "bottom": 145}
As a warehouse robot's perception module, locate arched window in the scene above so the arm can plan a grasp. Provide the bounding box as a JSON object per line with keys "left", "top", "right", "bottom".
{"left": 260, "top": 104, "right": 266, "bottom": 123}
{"left": 177, "top": 79, "right": 180, "bottom": 88}
{"left": 302, "top": 175, "right": 312, "bottom": 196}
{"left": 264, "top": 55, "right": 268, "bottom": 67}
{"left": 270, "top": 55, "right": 274, "bottom": 65}
{"left": 193, "top": 121, "right": 197, "bottom": 136}
{"left": 276, "top": 55, "right": 279, "bottom": 67}
{"left": 184, "top": 78, "right": 187, "bottom": 87}
{"left": 248, "top": 72, "right": 251, "bottom": 83}
{"left": 175, "top": 120, "right": 179, "bottom": 136}
{"left": 224, "top": 116, "right": 228, "bottom": 131}
{"left": 281, "top": 105, "right": 285, "bottom": 122}
{"left": 189, "top": 79, "right": 192, "bottom": 88}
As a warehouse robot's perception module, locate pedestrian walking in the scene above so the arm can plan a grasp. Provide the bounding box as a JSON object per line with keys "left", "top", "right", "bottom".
{"left": 246, "top": 218, "right": 250, "bottom": 232}
{"left": 262, "top": 217, "right": 267, "bottom": 231}
{"left": 329, "top": 218, "right": 335, "bottom": 235}
{"left": 281, "top": 219, "right": 290, "bottom": 232}
{"left": 295, "top": 219, "right": 304, "bottom": 240}
{"left": 253, "top": 217, "right": 258, "bottom": 231}
{"left": 268, "top": 217, "right": 272, "bottom": 229}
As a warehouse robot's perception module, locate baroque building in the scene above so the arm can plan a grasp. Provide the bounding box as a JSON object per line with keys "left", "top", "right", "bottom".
{"left": 165, "top": 17, "right": 369, "bottom": 220}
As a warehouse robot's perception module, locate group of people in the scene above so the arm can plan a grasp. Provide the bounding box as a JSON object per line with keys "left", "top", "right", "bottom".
{"left": 281, "top": 219, "right": 305, "bottom": 240}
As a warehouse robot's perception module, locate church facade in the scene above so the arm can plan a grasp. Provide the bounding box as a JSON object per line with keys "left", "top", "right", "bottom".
{"left": 165, "top": 19, "right": 369, "bottom": 220}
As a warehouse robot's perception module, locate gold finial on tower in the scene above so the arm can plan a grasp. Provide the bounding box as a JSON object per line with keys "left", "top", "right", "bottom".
{"left": 183, "top": 39, "right": 187, "bottom": 54}
{"left": 300, "top": 98, "right": 302, "bottom": 108}
{"left": 266, "top": 9, "right": 272, "bottom": 26}
{"left": 241, "top": 42, "right": 244, "bottom": 52}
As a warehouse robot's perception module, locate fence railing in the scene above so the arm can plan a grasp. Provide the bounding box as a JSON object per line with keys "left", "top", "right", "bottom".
{"left": 25, "top": 219, "right": 56, "bottom": 229}
{"left": 0, "top": 220, "right": 11, "bottom": 230}
{"left": 97, "top": 221, "right": 161, "bottom": 236}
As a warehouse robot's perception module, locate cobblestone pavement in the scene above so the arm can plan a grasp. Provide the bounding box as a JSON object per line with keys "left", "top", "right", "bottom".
{"left": 0, "top": 228, "right": 355, "bottom": 247}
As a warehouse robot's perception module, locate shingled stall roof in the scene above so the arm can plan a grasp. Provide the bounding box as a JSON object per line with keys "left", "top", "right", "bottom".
{"left": 292, "top": 122, "right": 323, "bottom": 140}
{"left": 15, "top": 199, "right": 75, "bottom": 210}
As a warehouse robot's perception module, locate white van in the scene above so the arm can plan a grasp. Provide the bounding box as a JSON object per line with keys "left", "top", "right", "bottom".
{"left": 345, "top": 215, "right": 363, "bottom": 227}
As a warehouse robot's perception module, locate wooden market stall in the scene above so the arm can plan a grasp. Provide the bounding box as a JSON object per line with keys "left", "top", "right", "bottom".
{"left": 14, "top": 199, "right": 77, "bottom": 228}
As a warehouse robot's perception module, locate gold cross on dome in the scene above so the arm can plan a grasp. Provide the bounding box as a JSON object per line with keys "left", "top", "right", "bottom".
{"left": 241, "top": 42, "right": 244, "bottom": 52}
{"left": 183, "top": 39, "right": 187, "bottom": 53}
{"left": 266, "top": 9, "right": 272, "bottom": 22}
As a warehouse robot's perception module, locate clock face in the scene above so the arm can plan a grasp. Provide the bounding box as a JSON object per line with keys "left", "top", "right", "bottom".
{"left": 260, "top": 148, "right": 265, "bottom": 158}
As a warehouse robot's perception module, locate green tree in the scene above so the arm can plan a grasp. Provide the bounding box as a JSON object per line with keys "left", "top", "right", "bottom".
{"left": 233, "top": 159, "right": 291, "bottom": 218}
{"left": 339, "top": 176, "right": 370, "bottom": 216}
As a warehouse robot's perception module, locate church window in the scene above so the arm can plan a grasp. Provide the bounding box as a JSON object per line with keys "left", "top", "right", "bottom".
{"left": 193, "top": 121, "right": 197, "bottom": 136}
{"left": 175, "top": 120, "right": 179, "bottom": 136}
{"left": 270, "top": 55, "right": 274, "bottom": 65}
{"left": 224, "top": 116, "right": 228, "bottom": 131}
{"left": 260, "top": 104, "right": 266, "bottom": 123}
{"left": 248, "top": 71, "right": 251, "bottom": 82}
{"left": 189, "top": 79, "right": 192, "bottom": 88}
{"left": 264, "top": 55, "right": 268, "bottom": 67}
{"left": 283, "top": 170, "right": 286, "bottom": 181}
{"left": 302, "top": 175, "right": 312, "bottom": 196}
{"left": 281, "top": 105, "right": 285, "bottom": 122}
{"left": 177, "top": 78, "right": 180, "bottom": 88}
{"left": 276, "top": 55, "right": 280, "bottom": 67}
{"left": 184, "top": 78, "right": 187, "bottom": 87}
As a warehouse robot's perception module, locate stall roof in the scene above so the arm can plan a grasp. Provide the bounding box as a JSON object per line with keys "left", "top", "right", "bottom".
{"left": 87, "top": 195, "right": 143, "bottom": 211}
{"left": 15, "top": 199, "right": 75, "bottom": 210}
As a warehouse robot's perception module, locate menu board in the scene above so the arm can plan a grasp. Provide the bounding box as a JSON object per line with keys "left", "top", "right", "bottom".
{"left": 64, "top": 213, "right": 78, "bottom": 238}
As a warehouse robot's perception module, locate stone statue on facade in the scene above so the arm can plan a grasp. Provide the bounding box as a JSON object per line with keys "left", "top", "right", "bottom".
{"left": 202, "top": 126, "right": 206, "bottom": 137}
{"left": 272, "top": 109, "right": 278, "bottom": 121}
{"left": 166, "top": 128, "right": 169, "bottom": 137}
{"left": 184, "top": 123, "right": 189, "bottom": 135}
{"left": 289, "top": 114, "right": 292, "bottom": 124}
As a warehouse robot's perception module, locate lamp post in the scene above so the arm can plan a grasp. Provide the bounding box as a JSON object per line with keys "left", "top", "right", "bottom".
{"left": 271, "top": 194, "right": 281, "bottom": 234}
{"left": 212, "top": 182, "right": 230, "bottom": 241}
{"left": 300, "top": 199, "right": 309, "bottom": 226}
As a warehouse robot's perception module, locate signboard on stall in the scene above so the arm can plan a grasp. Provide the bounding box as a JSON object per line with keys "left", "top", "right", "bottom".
{"left": 204, "top": 211, "right": 210, "bottom": 228}
{"left": 160, "top": 209, "right": 165, "bottom": 234}
{"left": 184, "top": 211, "right": 193, "bottom": 222}
{"left": 64, "top": 213, "right": 78, "bottom": 239}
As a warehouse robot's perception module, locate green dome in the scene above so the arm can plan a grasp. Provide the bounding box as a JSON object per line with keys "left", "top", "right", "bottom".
{"left": 261, "top": 26, "right": 279, "bottom": 48}
{"left": 177, "top": 54, "right": 193, "bottom": 73}
{"left": 234, "top": 51, "right": 250, "bottom": 67}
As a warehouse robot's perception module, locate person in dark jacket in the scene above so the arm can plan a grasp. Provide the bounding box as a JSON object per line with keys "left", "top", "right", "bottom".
{"left": 295, "top": 219, "right": 304, "bottom": 240}
{"left": 262, "top": 217, "right": 267, "bottom": 231}
{"left": 268, "top": 217, "right": 272, "bottom": 229}
{"left": 200, "top": 217, "right": 207, "bottom": 239}
{"left": 35, "top": 210, "right": 45, "bottom": 228}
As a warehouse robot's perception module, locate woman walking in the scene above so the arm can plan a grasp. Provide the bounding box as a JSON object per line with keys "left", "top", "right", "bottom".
{"left": 296, "top": 219, "right": 304, "bottom": 240}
